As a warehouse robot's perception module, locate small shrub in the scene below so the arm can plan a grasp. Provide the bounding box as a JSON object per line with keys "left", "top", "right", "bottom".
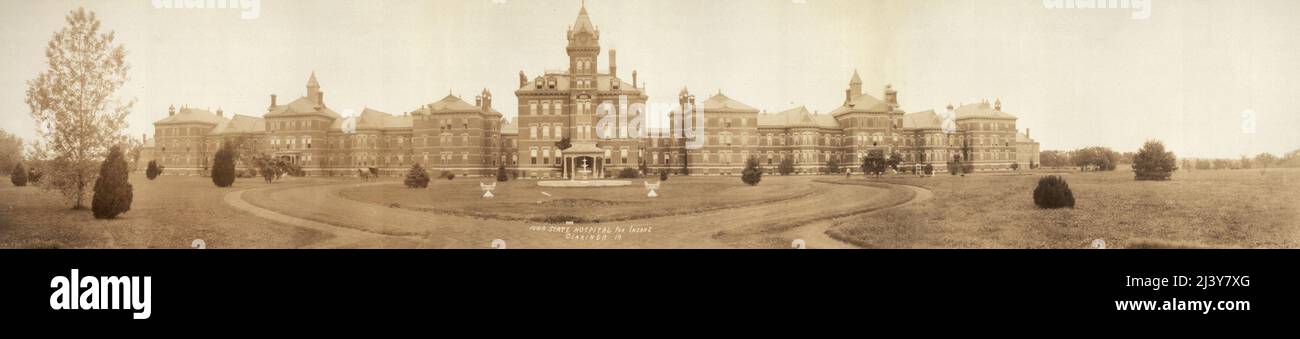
{"left": 11, "top": 162, "right": 27, "bottom": 186}
{"left": 923, "top": 164, "right": 934, "bottom": 176}
{"left": 211, "top": 143, "right": 236, "bottom": 187}
{"left": 405, "top": 163, "right": 430, "bottom": 188}
{"left": 778, "top": 158, "right": 794, "bottom": 176}
{"left": 659, "top": 170, "right": 668, "bottom": 181}
{"left": 497, "top": 165, "right": 508, "bottom": 182}
{"left": 1011, "top": 163, "right": 1020, "bottom": 171}
{"left": 145, "top": 160, "right": 161, "bottom": 180}
{"left": 440, "top": 171, "right": 456, "bottom": 180}
{"left": 963, "top": 163, "right": 975, "bottom": 174}
{"left": 1033, "top": 175, "right": 1075, "bottom": 209}
{"left": 741, "top": 157, "right": 762, "bottom": 186}
{"left": 28, "top": 168, "right": 42, "bottom": 183}
{"left": 92, "top": 145, "right": 133, "bottom": 219}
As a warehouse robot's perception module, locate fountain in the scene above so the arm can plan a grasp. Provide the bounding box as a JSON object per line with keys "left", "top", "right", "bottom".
{"left": 538, "top": 157, "right": 632, "bottom": 188}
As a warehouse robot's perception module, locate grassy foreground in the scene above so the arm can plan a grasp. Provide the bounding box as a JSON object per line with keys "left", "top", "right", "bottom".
{"left": 827, "top": 167, "right": 1300, "bottom": 249}
{"left": 0, "top": 174, "right": 330, "bottom": 248}
{"left": 337, "top": 175, "right": 816, "bottom": 223}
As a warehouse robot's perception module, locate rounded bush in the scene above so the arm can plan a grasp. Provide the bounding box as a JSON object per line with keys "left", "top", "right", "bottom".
{"left": 405, "top": 164, "right": 430, "bottom": 188}
{"left": 1033, "top": 175, "right": 1075, "bottom": 209}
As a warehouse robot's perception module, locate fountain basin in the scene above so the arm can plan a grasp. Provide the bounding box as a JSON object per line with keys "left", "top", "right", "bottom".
{"left": 538, "top": 180, "right": 632, "bottom": 188}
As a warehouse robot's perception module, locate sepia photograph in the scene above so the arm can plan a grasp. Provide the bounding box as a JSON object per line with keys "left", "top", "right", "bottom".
{"left": 0, "top": 0, "right": 1297, "bottom": 323}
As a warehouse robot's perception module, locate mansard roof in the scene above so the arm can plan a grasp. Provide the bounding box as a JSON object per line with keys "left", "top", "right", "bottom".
{"left": 516, "top": 73, "right": 639, "bottom": 94}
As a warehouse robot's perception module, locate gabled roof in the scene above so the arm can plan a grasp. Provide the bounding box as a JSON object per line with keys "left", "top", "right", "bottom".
{"left": 902, "top": 110, "right": 942, "bottom": 130}
{"left": 154, "top": 107, "right": 228, "bottom": 126}
{"left": 211, "top": 114, "right": 265, "bottom": 135}
{"left": 356, "top": 108, "right": 390, "bottom": 130}
{"left": 413, "top": 94, "right": 482, "bottom": 114}
{"left": 266, "top": 96, "right": 342, "bottom": 119}
{"left": 954, "top": 102, "right": 1017, "bottom": 120}
{"left": 829, "top": 92, "right": 892, "bottom": 116}
{"left": 701, "top": 93, "right": 758, "bottom": 112}
{"left": 328, "top": 108, "right": 413, "bottom": 132}
{"left": 758, "top": 106, "right": 840, "bottom": 129}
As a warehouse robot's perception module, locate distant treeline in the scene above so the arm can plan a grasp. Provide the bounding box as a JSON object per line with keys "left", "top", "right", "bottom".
{"left": 1039, "top": 147, "right": 1300, "bottom": 170}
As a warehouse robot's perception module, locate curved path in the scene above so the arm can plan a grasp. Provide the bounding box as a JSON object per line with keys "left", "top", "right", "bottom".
{"left": 782, "top": 182, "right": 934, "bottom": 249}
{"left": 224, "top": 178, "right": 933, "bottom": 249}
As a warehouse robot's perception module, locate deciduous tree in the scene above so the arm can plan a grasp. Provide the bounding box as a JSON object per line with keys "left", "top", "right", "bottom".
{"left": 24, "top": 8, "right": 134, "bottom": 209}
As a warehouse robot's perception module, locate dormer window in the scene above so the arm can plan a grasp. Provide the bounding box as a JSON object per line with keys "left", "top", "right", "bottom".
{"left": 535, "top": 78, "right": 543, "bottom": 89}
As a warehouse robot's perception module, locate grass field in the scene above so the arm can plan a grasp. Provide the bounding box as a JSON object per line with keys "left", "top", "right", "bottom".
{"left": 0, "top": 174, "right": 331, "bottom": 248}
{"left": 336, "top": 175, "right": 816, "bottom": 223}
{"left": 3, "top": 166, "right": 1297, "bottom": 249}
{"left": 826, "top": 167, "right": 1300, "bottom": 249}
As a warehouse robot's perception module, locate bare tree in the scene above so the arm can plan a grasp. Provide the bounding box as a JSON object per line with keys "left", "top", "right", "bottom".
{"left": 25, "top": 8, "right": 133, "bottom": 209}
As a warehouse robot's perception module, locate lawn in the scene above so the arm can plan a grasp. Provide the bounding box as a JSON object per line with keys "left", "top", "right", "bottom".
{"left": 826, "top": 167, "right": 1300, "bottom": 249}
{"left": 337, "top": 175, "right": 817, "bottom": 223}
{"left": 0, "top": 174, "right": 331, "bottom": 248}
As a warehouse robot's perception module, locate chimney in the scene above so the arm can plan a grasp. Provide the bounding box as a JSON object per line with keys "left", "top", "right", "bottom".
{"left": 995, "top": 98, "right": 1002, "bottom": 111}
{"left": 845, "top": 89, "right": 853, "bottom": 107}
{"left": 270, "top": 94, "right": 277, "bottom": 108}
{"left": 609, "top": 49, "right": 617, "bottom": 77}
{"left": 632, "top": 70, "right": 638, "bottom": 88}
{"left": 216, "top": 107, "right": 224, "bottom": 117}
{"left": 1026, "top": 128, "right": 1030, "bottom": 139}
{"left": 168, "top": 104, "right": 176, "bottom": 116}
{"left": 318, "top": 91, "right": 325, "bottom": 108}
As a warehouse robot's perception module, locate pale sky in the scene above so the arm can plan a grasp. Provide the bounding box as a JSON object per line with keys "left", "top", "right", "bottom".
{"left": 1, "top": 0, "right": 1297, "bottom": 158}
